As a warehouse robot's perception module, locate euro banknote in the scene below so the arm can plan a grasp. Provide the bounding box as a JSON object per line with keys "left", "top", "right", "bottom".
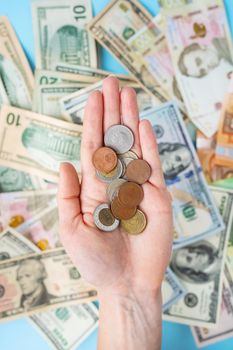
{"left": 32, "top": 0, "right": 97, "bottom": 70}
{"left": 140, "top": 102, "right": 224, "bottom": 246}
{"left": 0, "top": 105, "right": 83, "bottom": 182}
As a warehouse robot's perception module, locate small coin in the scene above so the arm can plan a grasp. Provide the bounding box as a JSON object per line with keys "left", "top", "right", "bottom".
{"left": 118, "top": 181, "right": 144, "bottom": 207}
{"left": 119, "top": 150, "right": 138, "bottom": 160}
{"left": 104, "top": 125, "right": 134, "bottom": 154}
{"left": 125, "top": 159, "right": 151, "bottom": 184}
{"left": 92, "top": 147, "right": 117, "bottom": 173}
{"left": 94, "top": 203, "right": 119, "bottom": 232}
{"left": 96, "top": 159, "right": 123, "bottom": 183}
{"left": 111, "top": 197, "right": 137, "bottom": 220}
{"left": 107, "top": 178, "right": 127, "bottom": 201}
{"left": 121, "top": 209, "right": 147, "bottom": 235}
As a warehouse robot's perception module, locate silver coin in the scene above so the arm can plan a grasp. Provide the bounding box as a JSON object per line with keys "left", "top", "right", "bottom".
{"left": 107, "top": 178, "right": 127, "bottom": 201}
{"left": 96, "top": 159, "right": 123, "bottom": 183}
{"left": 104, "top": 125, "right": 134, "bottom": 154}
{"left": 93, "top": 203, "right": 119, "bottom": 232}
{"left": 119, "top": 150, "right": 139, "bottom": 160}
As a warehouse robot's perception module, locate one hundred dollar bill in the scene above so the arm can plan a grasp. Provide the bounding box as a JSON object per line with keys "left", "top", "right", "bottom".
{"left": 30, "top": 304, "right": 98, "bottom": 350}
{"left": 140, "top": 102, "right": 225, "bottom": 246}
{"left": 88, "top": 0, "right": 169, "bottom": 103}
{"left": 0, "top": 247, "right": 97, "bottom": 322}
{"left": 0, "top": 17, "right": 34, "bottom": 109}
{"left": 163, "top": 185, "right": 231, "bottom": 327}
{"left": 0, "top": 166, "right": 46, "bottom": 193}
{"left": 0, "top": 189, "right": 57, "bottom": 230}
{"left": 162, "top": 267, "right": 186, "bottom": 311}
{"left": 0, "top": 105, "right": 83, "bottom": 182}
{"left": 163, "top": 0, "right": 233, "bottom": 137}
{"left": 191, "top": 263, "right": 233, "bottom": 347}
{"left": 32, "top": 0, "right": 97, "bottom": 69}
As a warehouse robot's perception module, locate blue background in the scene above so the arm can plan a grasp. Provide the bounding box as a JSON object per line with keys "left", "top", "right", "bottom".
{"left": 0, "top": 0, "right": 233, "bottom": 349}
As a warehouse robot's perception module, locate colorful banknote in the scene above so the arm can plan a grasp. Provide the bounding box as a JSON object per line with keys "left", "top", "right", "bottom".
{"left": 140, "top": 102, "right": 224, "bottom": 246}
{"left": 0, "top": 17, "right": 34, "bottom": 109}
{"left": 164, "top": 0, "right": 233, "bottom": 136}
{"left": 0, "top": 105, "right": 83, "bottom": 182}
{"left": 32, "top": 0, "right": 97, "bottom": 69}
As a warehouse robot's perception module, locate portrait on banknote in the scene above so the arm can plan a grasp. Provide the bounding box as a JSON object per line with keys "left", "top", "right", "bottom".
{"left": 171, "top": 240, "right": 221, "bottom": 283}
{"left": 16, "top": 257, "right": 56, "bottom": 309}
{"left": 158, "top": 142, "right": 192, "bottom": 179}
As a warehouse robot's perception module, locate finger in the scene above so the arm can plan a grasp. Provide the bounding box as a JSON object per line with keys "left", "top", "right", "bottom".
{"left": 120, "top": 87, "right": 142, "bottom": 158}
{"left": 58, "top": 163, "right": 82, "bottom": 237}
{"left": 139, "top": 120, "right": 166, "bottom": 188}
{"left": 103, "top": 76, "right": 121, "bottom": 132}
{"left": 81, "top": 90, "right": 103, "bottom": 175}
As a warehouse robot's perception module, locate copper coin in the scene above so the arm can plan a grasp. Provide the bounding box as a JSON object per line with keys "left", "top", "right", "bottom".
{"left": 92, "top": 147, "right": 117, "bottom": 173}
{"left": 118, "top": 182, "right": 144, "bottom": 207}
{"left": 111, "top": 197, "right": 137, "bottom": 220}
{"left": 125, "top": 159, "right": 151, "bottom": 184}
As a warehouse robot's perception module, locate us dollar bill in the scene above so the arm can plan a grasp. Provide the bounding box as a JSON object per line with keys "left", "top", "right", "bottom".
{"left": 0, "top": 247, "right": 97, "bottom": 322}
{"left": 140, "top": 102, "right": 224, "bottom": 246}
{"left": 0, "top": 166, "right": 46, "bottom": 193}
{"left": 33, "top": 83, "right": 88, "bottom": 118}
{"left": 0, "top": 17, "right": 34, "bottom": 109}
{"left": 0, "top": 105, "right": 83, "bottom": 182}
{"left": 191, "top": 263, "right": 233, "bottom": 347}
{"left": 32, "top": 0, "right": 97, "bottom": 69}
{"left": 163, "top": 185, "right": 231, "bottom": 327}
{"left": 0, "top": 189, "right": 57, "bottom": 230}
{"left": 30, "top": 304, "right": 98, "bottom": 350}
{"left": 159, "top": 0, "right": 193, "bottom": 9}
{"left": 88, "top": 0, "right": 169, "bottom": 103}
{"left": 163, "top": 0, "right": 233, "bottom": 137}
{"left": 0, "top": 76, "right": 9, "bottom": 106}
{"left": 162, "top": 267, "right": 186, "bottom": 311}
{"left": 0, "top": 228, "right": 99, "bottom": 350}
{"left": 35, "top": 69, "right": 98, "bottom": 86}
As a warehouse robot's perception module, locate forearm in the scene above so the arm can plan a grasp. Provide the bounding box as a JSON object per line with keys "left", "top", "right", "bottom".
{"left": 97, "top": 287, "right": 162, "bottom": 350}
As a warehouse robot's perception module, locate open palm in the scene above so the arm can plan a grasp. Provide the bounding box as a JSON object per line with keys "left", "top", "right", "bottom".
{"left": 58, "top": 77, "right": 173, "bottom": 296}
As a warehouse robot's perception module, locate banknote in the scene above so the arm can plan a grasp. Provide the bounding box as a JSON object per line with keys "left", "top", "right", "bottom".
{"left": 215, "top": 76, "right": 233, "bottom": 168}
{"left": 0, "top": 166, "right": 46, "bottom": 193}
{"left": 0, "top": 228, "right": 98, "bottom": 350}
{"left": 0, "top": 17, "right": 34, "bottom": 109}
{"left": 0, "top": 189, "right": 56, "bottom": 230}
{"left": 0, "top": 228, "right": 40, "bottom": 260}
{"left": 16, "top": 201, "right": 60, "bottom": 249}
{"left": 162, "top": 267, "right": 186, "bottom": 311}
{"left": 88, "top": 0, "right": 170, "bottom": 103}
{"left": 192, "top": 263, "right": 233, "bottom": 347}
{"left": 30, "top": 304, "right": 98, "bottom": 350}
{"left": 0, "top": 248, "right": 97, "bottom": 322}
{"left": 0, "top": 105, "right": 83, "bottom": 182}
{"left": 140, "top": 102, "right": 224, "bottom": 247}
{"left": 32, "top": 0, "right": 97, "bottom": 70}
{"left": 33, "top": 84, "right": 88, "bottom": 118}
{"left": 159, "top": 0, "right": 193, "bottom": 8}
{"left": 35, "top": 70, "right": 98, "bottom": 86}
{"left": 0, "top": 76, "right": 9, "bottom": 106}
{"left": 163, "top": 185, "right": 231, "bottom": 327}
{"left": 164, "top": 0, "right": 233, "bottom": 137}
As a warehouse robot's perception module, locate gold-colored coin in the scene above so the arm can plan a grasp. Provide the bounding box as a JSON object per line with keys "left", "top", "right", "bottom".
{"left": 37, "top": 239, "right": 49, "bottom": 251}
{"left": 9, "top": 215, "right": 25, "bottom": 228}
{"left": 121, "top": 209, "right": 147, "bottom": 235}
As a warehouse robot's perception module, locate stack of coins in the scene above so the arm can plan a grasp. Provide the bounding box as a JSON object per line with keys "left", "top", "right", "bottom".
{"left": 92, "top": 125, "right": 151, "bottom": 235}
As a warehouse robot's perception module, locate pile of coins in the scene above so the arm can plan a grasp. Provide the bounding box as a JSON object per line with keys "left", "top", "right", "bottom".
{"left": 92, "top": 125, "right": 151, "bottom": 235}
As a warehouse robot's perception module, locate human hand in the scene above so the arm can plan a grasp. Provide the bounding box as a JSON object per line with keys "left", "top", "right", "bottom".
{"left": 58, "top": 77, "right": 173, "bottom": 297}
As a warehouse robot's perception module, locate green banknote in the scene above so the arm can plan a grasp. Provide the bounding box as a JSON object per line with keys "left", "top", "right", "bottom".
{"left": 0, "top": 105, "right": 83, "bottom": 182}
{"left": 32, "top": 0, "right": 97, "bottom": 70}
